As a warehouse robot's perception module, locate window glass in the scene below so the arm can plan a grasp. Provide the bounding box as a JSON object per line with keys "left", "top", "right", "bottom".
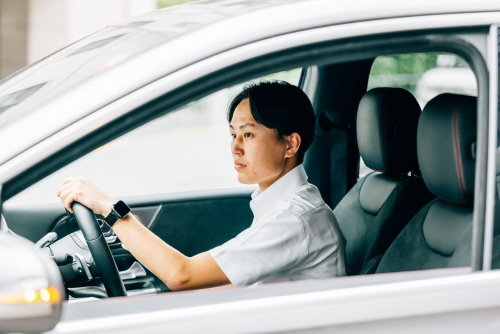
{"left": 7, "top": 69, "right": 302, "bottom": 206}
{"left": 360, "top": 52, "right": 477, "bottom": 177}
{"left": 0, "top": 2, "right": 298, "bottom": 131}
{"left": 0, "top": 28, "right": 168, "bottom": 130}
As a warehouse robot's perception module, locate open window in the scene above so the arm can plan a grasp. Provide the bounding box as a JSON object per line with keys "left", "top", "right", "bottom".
{"left": 1, "top": 27, "right": 491, "bottom": 297}
{"left": 7, "top": 69, "right": 302, "bottom": 206}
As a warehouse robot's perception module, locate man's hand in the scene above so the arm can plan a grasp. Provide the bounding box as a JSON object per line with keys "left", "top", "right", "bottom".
{"left": 57, "top": 177, "right": 116, "bottom": 216}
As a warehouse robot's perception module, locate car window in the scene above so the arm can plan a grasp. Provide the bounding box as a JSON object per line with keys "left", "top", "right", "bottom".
{"left": 6, "top": 69, "right": 302, "bottom": 206}
{"left": 359, "top": 52, "right": 477, "bottom": 177}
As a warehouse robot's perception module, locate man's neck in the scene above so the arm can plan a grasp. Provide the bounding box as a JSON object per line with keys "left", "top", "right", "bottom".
{"left": 258, "top": 160, "right": 299, "bottom": 193}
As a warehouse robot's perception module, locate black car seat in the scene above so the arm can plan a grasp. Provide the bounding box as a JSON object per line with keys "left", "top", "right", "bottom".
{"left": 376, "top": 93, "right": 476, "bottom": 273}
{"left": 333, "top": 88, "right": 435, "bottom": 275}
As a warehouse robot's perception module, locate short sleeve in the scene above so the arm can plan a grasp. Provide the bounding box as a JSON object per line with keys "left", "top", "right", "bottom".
{"left": 208, "top": 211, "right": 308, "bottom": 287}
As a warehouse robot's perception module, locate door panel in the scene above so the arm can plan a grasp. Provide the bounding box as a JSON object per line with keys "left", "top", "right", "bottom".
{"left": 150, "top": 196, "right": 253, "bottom": 257}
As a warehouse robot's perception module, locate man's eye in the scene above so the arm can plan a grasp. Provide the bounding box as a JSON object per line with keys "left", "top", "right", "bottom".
{"left": 230, "top": 134, "right": 236, "bottom": 139}
{"left": 244, "top": 133, "right": 252, "bottom": 138}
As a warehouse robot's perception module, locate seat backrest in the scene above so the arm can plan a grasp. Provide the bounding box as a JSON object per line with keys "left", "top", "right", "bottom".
{"left": 334, "top": 88, "right": 434, "bottom": 275}
{"left": 376, "top": 93, "right": 477, "bottom": 273}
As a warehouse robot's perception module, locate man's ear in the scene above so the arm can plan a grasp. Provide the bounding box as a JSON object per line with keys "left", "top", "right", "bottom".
{"left": 285, "top": 133, "right": 301, "bottom": 158}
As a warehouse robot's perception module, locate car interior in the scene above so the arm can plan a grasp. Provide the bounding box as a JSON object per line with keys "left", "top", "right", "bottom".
{"left": 1, "top": 28, "right": 496, "bottom": 299}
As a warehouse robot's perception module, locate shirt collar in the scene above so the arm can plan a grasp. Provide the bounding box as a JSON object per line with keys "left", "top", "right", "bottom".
{"left": 250, "top": 164, "right": 308, "bottom": 222}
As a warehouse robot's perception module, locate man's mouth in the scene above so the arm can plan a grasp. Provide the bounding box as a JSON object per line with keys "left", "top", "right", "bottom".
{"left": 234, "top": 162, "right": 247, "bottom": 171}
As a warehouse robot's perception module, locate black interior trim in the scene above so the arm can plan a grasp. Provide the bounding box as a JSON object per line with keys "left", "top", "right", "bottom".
{"left": 297, "top": 67, "right": 307, "bottom": 89}
{"left": 2, "top": 27, "right": 490, "bottom": 271}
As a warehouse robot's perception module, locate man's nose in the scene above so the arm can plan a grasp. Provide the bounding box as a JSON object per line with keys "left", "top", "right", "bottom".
{"left": 231, "top": 136, "right": 243, "bottom": 155}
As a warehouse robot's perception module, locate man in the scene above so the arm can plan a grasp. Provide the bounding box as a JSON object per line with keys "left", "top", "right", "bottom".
{"left": 57, "top": 81, "right": 346, "bottom": 290}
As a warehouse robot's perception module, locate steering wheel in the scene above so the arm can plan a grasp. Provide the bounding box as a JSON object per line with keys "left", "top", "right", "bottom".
{"left": 72, "top": 202, "right": 127, "bottom": 297}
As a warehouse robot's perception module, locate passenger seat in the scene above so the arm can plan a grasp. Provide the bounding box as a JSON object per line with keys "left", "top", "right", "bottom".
{"left": 334, "top": 88, "right": 435, "bottom": 275}
{"left": 376, "top": 93, "right": 476, "bottom": 273}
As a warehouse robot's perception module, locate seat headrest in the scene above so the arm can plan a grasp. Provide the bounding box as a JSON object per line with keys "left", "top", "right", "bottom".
{"left": 417, "top": 94, "right": 476, "bottom": 204}
{"left": 357, "top": 88, "right": 421, "bottom": 173}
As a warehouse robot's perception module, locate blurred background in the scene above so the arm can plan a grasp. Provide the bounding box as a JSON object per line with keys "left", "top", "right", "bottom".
{"left": 0, "top": 0, "right": 197, "bottom": 79}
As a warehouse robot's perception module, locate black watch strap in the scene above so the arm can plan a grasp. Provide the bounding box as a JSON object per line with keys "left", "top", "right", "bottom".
{"left": 104, "top": 210, "right": 120, "bottom": 226}
{"left": 104, "top": 200, "right": 131, "bottom": 227}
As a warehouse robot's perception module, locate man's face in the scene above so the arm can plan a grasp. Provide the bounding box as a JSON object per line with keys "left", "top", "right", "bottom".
{"left": 229, "top": 98, "right": 290, "bottom": 191}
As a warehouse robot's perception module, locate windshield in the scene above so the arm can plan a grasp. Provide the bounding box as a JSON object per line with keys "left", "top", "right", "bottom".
{"left": 0, "top": 26, "right": 168, "bottom": 130}
{"left": 0, "top": 0, "right": 297, "bottom": 132}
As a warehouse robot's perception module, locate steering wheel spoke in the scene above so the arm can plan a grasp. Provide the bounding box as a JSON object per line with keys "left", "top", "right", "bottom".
{"left": 71, "top": 202, "right": 127, "bottom": 297}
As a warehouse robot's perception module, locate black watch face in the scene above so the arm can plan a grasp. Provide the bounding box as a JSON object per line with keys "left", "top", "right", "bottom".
{"left": 114, "top": 200, "right": 130, "bottom": 217}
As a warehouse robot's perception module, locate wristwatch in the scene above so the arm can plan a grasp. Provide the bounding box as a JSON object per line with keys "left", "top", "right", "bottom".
{"left": 104, "top": 200, "right": 131, "bottom": 227}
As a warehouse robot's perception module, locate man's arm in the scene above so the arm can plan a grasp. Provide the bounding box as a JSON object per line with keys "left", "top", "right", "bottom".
{"left": 57, "top": 177, "right": 231, "bottom": 291}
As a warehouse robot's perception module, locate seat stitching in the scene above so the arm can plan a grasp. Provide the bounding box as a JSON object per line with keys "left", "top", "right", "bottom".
{"left": 452, "top": 100, "right": 466, "bottom": 203}
{"left": 360, "top": 252, "right": 384, "bottom": 274}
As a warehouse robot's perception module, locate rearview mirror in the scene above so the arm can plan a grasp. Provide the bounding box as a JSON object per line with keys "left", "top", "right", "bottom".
{"left": 0, "top": 231, "right": 65, "bottom": 334}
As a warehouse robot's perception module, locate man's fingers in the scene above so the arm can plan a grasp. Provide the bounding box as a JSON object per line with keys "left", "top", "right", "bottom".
{"left": 57, "top": 182, "right": 73, "bottom": 197}
{"left": 57, "top": 176, "right": 109, "bottom": 215}
{"left": 58, "top": 176, "right": 87, "bottom": 191}
{"left": 60, "top": 187, "right": 83, "bottom": 213}
{"left": 63, "top": 193, "right": 75, "bottom": 213}
{"left": 57, "top": 177, "right": 89, "bottom": 196}
{"left": 58, "top": 188, "right": 73, "bottom": 202}
{"left": 60, "top": 177, "right": 77, "bottom": 186}
{"left": 59, "top": 184, "right": 93, "bottom": 213}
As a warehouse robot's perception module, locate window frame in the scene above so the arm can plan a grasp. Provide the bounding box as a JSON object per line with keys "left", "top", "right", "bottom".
{"left": 483, "top": 24, "right": 500, "bottom": 270}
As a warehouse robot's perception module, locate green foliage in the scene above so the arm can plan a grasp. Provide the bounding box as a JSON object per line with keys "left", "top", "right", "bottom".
{"left": 370, "top": 53, "right": 439, "bottom": 75}
{"left": 369, "top": 53, "right": 448, "bottom": 93}
{"left": 157, "top": 0, "right": 198, "bottom": 9}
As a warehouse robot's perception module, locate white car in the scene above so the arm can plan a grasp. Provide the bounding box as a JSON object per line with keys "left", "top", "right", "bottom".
{"left": 1, "top": 0, "right": 500, "bottom": 333}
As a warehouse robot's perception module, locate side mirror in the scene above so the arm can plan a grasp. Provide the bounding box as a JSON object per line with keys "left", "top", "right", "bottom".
{"left": 0, "top": 231, "right": 65, "bottom": 334}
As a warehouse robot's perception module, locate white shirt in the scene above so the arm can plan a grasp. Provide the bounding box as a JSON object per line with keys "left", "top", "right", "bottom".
{"left": 209, "top": 164, "right": 346, "bottom": 287}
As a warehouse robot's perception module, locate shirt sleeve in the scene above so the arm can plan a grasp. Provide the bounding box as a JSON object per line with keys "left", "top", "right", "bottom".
{"left": 208, "top": 211, "right": 308, "bottom": 287}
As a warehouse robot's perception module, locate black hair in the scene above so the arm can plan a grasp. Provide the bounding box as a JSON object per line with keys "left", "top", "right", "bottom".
{"left": 227, "top": 80, "right": 315, "bottom": 165}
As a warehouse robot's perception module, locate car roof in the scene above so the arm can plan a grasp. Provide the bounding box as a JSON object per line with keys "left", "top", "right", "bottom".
{"left": 126, "top": 0, "right": 500, "bottom": 36}
{"left": 116, "top": 0, "right": 500, "bottom": 35}
{"left": 0, "top": 0, "right": 499, "bottom": 166}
